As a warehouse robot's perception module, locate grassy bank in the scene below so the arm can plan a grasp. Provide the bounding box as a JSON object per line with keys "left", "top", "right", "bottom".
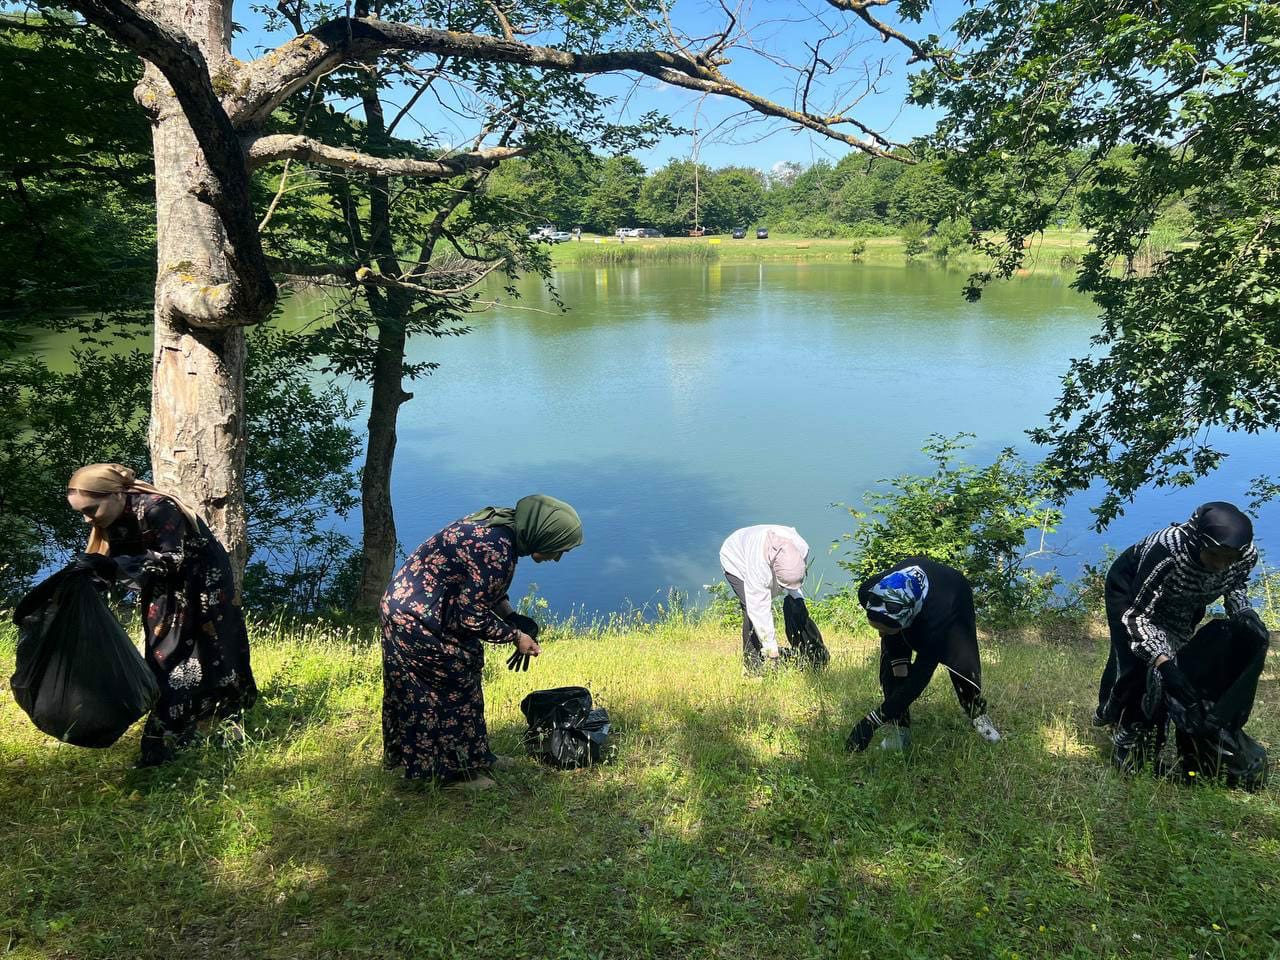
{"left": 550, "top": 230, "right": 1093, "bottom": 271}
{"left": 2, "top": 614, "right": 1278, "bottom": 960}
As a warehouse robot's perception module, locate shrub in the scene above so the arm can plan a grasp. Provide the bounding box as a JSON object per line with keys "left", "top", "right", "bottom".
{"left": 835, "top": 434, "right": 1063, "bottom": 621}
{"left": 900, "top": 220, "right": 928, "bottom": 259}
{"left": 931, "top": 216, "right": 973, "bottom": 260}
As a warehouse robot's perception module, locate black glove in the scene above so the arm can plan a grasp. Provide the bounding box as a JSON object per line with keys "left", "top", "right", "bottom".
{"left": 506, "top": 647, "right": 531, "bottom": 672}
{"left": 1155, "top": 660, "right": 1213, "bottom": 735}
{"left": 504, "top": 611, "right": 541, "bottom": 640}
{"left": 1232, "top": 608, "right": 1270, "bottom": 644}
{"left": 1157, "top": 660, "right": 1202, "bottom": 707}
{"left": 845, "top": 710, "right": 884, "bottom": 753}
{"left": 71, "top": 552, "right": 120, "bottom": 582}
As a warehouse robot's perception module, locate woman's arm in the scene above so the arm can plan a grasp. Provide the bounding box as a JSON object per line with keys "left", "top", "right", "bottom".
{"left": 1120, "top": 549, "right": 1180, "bottom": 664}
{"left": 879, "top": 652, "right": 939, "bottom": 720}
{"left": 450, "top": 530, "right": 522, "bottom": 644}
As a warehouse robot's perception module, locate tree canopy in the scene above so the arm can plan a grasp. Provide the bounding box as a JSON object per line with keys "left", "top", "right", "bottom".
{"left": 915, "top": 0, "right": 1280, "bottom": 525}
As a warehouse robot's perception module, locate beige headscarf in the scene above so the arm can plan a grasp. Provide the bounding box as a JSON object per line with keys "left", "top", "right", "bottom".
{"left": 68, "top": 463, "right": 202, "bottom": 555}
{"left": 765, "top": 530, "right": 807, "bottom": 592}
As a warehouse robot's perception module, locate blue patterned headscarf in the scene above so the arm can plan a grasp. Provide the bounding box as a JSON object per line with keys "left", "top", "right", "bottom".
{"left": 864, "top": 566, "right": 930, "bottom": 628}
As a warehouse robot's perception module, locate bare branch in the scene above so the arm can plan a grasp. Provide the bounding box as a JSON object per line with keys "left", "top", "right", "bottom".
{"left": 244, "top": 134, "right": 526, "bottom": 176}
{"left": 824, "top": 0, "right": 949, "bottom": 68}
{"left": 229, "top": 17, "right": 906, "bottom": 159}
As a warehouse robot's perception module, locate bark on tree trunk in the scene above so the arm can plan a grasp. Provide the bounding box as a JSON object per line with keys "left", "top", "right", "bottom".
{"left": 355, "top": 321, "right": 411, "bottom": 610}
{"left": 353, "top": 77, "right": 412, "bottom": 612}
{"left": 140, "top": 0, "right": 252, "bottom": 586}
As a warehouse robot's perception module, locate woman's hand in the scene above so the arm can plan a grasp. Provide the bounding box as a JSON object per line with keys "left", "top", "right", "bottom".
{"left": 516, "top": 632, "right": 541, "bottom": 657}
{"left": 506, "top": 632, "right": 541, "bottom": 672}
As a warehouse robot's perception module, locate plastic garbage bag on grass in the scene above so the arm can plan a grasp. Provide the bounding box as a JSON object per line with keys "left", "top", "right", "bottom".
{"left": 520, "top": 685, "right": 611, "bottom": 769}
{"left": 9, "top": 567, "right": 158, "bottom": 747}
{"left": 782, "top": 596, "right": 830, "bottom": 670}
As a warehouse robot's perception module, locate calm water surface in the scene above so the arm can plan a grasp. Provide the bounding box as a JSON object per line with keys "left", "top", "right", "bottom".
{"left": 277, "top": 260, "right": 1276, "bottom": 615}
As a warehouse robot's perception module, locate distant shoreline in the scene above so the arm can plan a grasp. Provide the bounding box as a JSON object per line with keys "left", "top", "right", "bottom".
{"left": 548, "top": 230, "right": 1092, "bottom": 270}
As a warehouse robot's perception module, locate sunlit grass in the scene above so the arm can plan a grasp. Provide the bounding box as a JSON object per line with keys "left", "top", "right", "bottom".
{"left": 550, "top": 230, "right": 1094, "bottom": 271}
{"left": 1, "top": 612, "right": 1277, "bottom": 959}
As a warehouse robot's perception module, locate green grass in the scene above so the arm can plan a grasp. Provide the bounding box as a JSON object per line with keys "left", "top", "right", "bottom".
{"left": 2, "top": 613, "right": 1278, "bottom": 959}
{"left": 550, "top": 231, "right": 1094, "bottom": 272}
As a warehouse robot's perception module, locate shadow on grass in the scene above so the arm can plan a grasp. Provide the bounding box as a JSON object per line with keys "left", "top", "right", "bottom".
{"left": 3, "top": 632, "right": 1279, "bottom": 960}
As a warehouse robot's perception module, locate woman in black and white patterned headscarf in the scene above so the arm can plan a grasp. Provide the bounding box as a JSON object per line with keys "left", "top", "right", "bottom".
{"left": 1095, "top": 501, "right": 1267, "bottom": 777}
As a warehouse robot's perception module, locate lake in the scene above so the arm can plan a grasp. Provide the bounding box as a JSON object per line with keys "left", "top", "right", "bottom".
{"left": 280, "top": 260, "right": 1277, "bottom": 616}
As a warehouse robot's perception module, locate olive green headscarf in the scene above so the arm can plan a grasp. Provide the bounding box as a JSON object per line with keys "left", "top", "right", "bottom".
{"left": 467, "top": 494, "right": 584, "bottom": 557}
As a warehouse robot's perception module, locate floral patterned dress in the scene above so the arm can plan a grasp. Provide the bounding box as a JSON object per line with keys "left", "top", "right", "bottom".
{"left": 102, "top": 492, "right": 258, "bottom": 764}
{"left": 380, "top": 520, "right": 522, "bottom": 782}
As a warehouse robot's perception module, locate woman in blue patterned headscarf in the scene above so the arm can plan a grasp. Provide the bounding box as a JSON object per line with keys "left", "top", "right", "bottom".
{"left": 846, "top": 557, "right": 1001, "bottom": 752}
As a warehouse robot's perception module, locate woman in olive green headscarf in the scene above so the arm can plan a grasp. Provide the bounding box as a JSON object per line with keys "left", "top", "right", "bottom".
{"left": 379, "top": 494, "right": 584, "bottom": 789}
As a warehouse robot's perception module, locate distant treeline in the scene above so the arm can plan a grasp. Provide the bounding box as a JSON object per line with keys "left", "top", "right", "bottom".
{"left": 486, "top": 147, "right": 1194, "bottom": 239}
{"left": 485, "top": 149, "right": 1115, "bottom": 237}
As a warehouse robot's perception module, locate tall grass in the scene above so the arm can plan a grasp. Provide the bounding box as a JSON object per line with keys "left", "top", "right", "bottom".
{"left": 2, "top": 607, "right": 1277, "bottom": 960}
{"left": 558, "top": 243, "right": 722, "bottom": 266}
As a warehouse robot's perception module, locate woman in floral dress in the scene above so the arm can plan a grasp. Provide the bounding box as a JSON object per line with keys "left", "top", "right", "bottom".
{"left": 380, "top": 494, "right": 584, "bottom": 788}
{"left": 66, "top": 463, "right": 257, "bottom": 766}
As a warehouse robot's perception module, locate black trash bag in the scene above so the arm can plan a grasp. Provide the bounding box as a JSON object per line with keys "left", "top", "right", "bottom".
{"left": 10, "top": 567, "right": 159, "bottom": 747}
{"left": 1146, "top": 618, "right": 1270, "bottom": 790}
{"left": 520, "top": 686, "right": 611, "bottom": 769}
{"left": 1176, "top": 727, "right": 1268, "bottom": 791}
{"left": 782, "top": 596, "right": 830, "bottom": 670}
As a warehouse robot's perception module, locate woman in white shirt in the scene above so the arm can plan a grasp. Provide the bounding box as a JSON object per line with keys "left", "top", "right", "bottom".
{"left": 719, "top": 525, "right": 809, "bottom": 673}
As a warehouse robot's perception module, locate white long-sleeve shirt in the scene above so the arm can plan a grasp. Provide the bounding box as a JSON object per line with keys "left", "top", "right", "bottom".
{"left": 719, "top": 525, "right": 809, "bottom": 655}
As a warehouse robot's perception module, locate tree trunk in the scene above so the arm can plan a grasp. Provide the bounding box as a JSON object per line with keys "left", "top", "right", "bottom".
{"left": 353, "top": 75, "right": 414, "bottom": 612}
{"left": 354, "top": 321, "right": 411, "bottom": 611}
{"left": 141, "top": 0, "right": 252, "bottom": 585}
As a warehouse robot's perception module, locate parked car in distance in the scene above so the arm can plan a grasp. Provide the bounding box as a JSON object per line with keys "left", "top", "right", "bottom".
{"left": 756, "top": 227, "right": 769, "bottom": 239}
{"left": 549, "top": 231, "right": 573, "bottom": 243}
{"left": 687, "top": 227, "right": 706, "bottom": 237}
{"left": 636, "top": 228, "right": 664, "bottom": 238}
{"left": 732, "top": 227, "right": 746, "bottom": 239}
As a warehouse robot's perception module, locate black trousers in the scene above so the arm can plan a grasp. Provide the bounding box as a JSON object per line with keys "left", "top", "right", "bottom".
{"left": 878, "top": 630, "right": 986, "bottom": 725}
{"left": 1097, "top": 549, "right": 1158, "bottom": 728}
{"left": 724, "top": 572, "right": 764, "bottom": 668}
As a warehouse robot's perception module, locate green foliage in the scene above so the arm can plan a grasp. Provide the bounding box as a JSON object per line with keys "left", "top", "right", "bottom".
{"left": 0, "top": 11, "right": 152, "bottom": 329}
{"left": 704, "top": 166, "right": 766, "bottom": 230}
{"left": 900, "top": 220, "right": 928, "bottom": 259}
{"left": 836, "top": 434, "right": 1063, "bottom": 620}
{"left": 580, "top": 154, "right": 646, "bottom": 231}
{"left": 240, "top": 329, "right": 363, "bottom": 614}
{"left": 889, "top": 158, "right": 960, "bottom": 226}
{"left": 848, "top": 240, "right": 867, "bottom": 261}
{"left": 0, "top": 330, "right": 363, "bottom": 608}
{"left": 931, "top": 216, "right": 973, "bottom": 260}
{"left": 917, "top": 0, "right": 1280, "bottom": 525}
{"left": 0, "top": 348, "right": 150, "bottom": 601}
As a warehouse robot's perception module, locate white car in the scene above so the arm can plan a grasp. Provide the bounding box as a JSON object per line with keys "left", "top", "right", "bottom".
{"left": 550, "top": 231, "right": 573, "bottom": 243}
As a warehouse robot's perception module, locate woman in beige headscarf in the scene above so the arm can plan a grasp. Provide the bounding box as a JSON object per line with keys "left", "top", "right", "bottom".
{"left": 67, "top": 463, "right": 257, "bottom": 766}
{"left": 719, "top": 525, "right": 810, "bottom": 674}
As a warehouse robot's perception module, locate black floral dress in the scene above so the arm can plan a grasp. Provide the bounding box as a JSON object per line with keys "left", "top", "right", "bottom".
{"left": 103, "top": 493, "right": 257, "bottom": 763}
{"left": 380, "top": 520, "right": 522, "bottom": 782}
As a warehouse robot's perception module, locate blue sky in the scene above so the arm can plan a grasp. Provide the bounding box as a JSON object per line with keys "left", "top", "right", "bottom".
{"left": 231, "top": 0, "right": 969, "bottom": 172}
